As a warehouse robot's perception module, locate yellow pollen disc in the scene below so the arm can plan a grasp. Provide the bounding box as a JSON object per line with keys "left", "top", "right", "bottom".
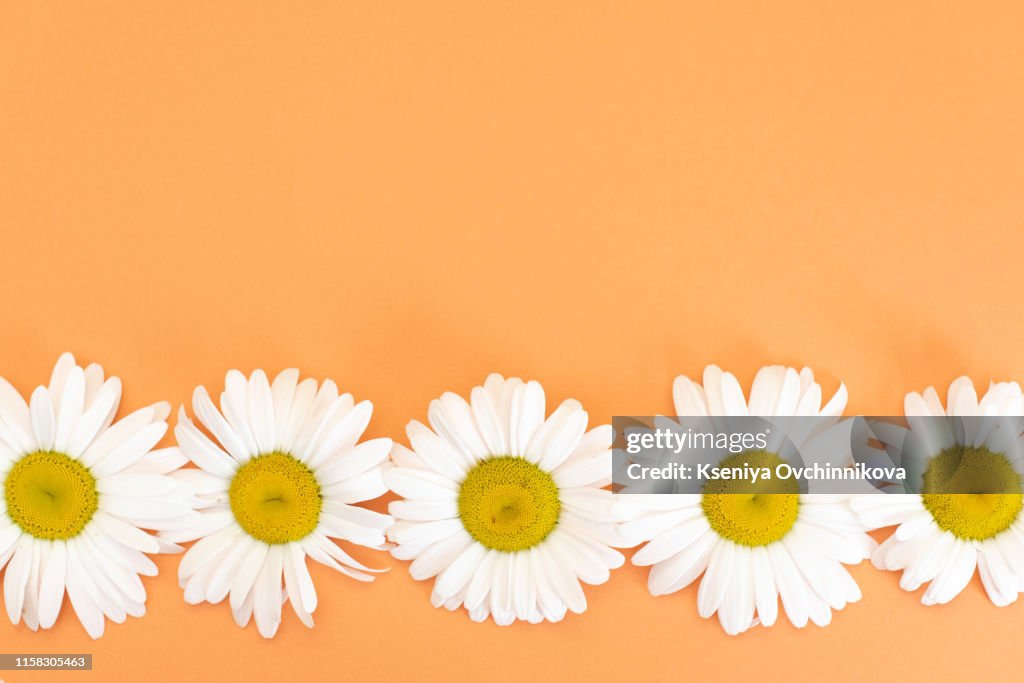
{"left": 4, "top": 451, "right": 98, "bottom": 540}
{"left": 921, "top": 445, "right": 1022, "bottom": 541}
{"left": 458, "top": 456, "right": 561, "bottom": 552}
{"left": 701, "top": 451, "right": 800, "bottom": 547}
{"left": 229, "top": 452, "right": 322, "bottom": 544}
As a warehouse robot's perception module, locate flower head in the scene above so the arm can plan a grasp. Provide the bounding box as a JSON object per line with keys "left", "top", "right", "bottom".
{"left": 386, "top": 374, "right": 629, "bottom": 624}
{"left": 167, "top": 369, "right": 393, "bottom": 637}
{"left": 0, "top": 353, "right": 195, "bottom": 638}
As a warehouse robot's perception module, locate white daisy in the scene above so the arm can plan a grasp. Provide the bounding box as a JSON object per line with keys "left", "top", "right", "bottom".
{"left": 165, "top": 369, "right": 394, "bottom": 638}
{"left": 385, "top": 373, "right": 628, "bottom": 625}
{"left": 0, "top": 352, "right": 195, "bottom": 638}
{"left": 852, "top": 377, "right": 1024, "bottom": 606}
{"left": 618, "top": 365, "right": 875, "bottom": 635}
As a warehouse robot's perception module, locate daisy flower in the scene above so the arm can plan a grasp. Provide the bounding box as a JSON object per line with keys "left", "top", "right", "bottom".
{"left": 0, "top": 353, "right": 195, "bottom": 638}
{"left": 618, "top": 365, "right": 875, "bottom": 635}
{"left": 385, "top": 374, "right": 627, "bottom": 625}
{"left": 165, "top": 369, "right": 393, "bottom": 638}
{"left": 852, "top": 377, "right": 1024, "bottom": 606}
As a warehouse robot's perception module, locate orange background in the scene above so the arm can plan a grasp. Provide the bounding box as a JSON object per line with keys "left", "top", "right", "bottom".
{"left": 2, "top": 2, "right": 1023, "bottom": 681}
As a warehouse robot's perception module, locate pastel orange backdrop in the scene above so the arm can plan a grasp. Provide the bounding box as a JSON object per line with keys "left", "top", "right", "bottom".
{"left": 2, "top": 2, "right": 1023, "bottom": 681}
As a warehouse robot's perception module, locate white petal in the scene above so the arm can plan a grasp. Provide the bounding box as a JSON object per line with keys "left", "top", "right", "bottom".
{"left": 406, "top": 421, "right": 467, "bottom": 479}
{"left": 433, "top": 542, "right": 486, "bottom": 601}
{"left": 90, "top": 511, "right": 161, "bottom": 554}
{"left": 101, "top": 495, "right": 192, "bottom": 522}
{"left": 718, "top": 546, "right": 754, "bottom": 634}
{"left": 80, "top": 405, "right": 158, "bottom": 468}
{"left": 270, "top": 369, "right": 299, "bottom": 451}
{"left": 67, "top": 381, "right": 120, "bottom": 457}
{"left": 673, "top": 375, "right": 709, "bottom": 416}
{"left": 307, "top": 400, "right": 373, "bottom": 469}
{"left": 540, "top": 542, "right": 586, "bottom": 614}
{"left": 4, "top": 539, "right": 31, "bottom": 625}
{"left": 552, "top": 452, "right": 612, "bottom": 488}
{"left": 203, "top": 535, "right": 251, "bottom": 604}
{"left": 389, "top": 519, "right": 463, "bottom": 547}
{"left": 281, "top": 547, "right": 315, "bottom": 628}
{"left": 0, "top": 377, "right": 34, "bottom": 452}
{"left": 528, "top": 399, "right": 588, "bottom": 471}
{"left": 192, "top": 386, "right": 250, "bottom": 464}
{"left": 701, "top": 366, "right": 726, "bottom": 415}
{"left": 285, "top": 543, "right": 317, "bottom": 613}
{"left": 253, "top": 545, "right": 283, "bottom": 638}
{"left": 178, "top": 526, "right": 242, "bottom": 581}
{"left": 291, "top": 393, "right": 352, "bottom": 462}
{"left": 384, "top": 468, "right": 458, "bottom": 501}
{"left": 509, "top": 381, "right": 545, "bottom": 457}
{"left": 947, "top": 377, "right": 979, "bottom": 417}
{"left": 90, "top": 421, "right": 167, "bottom": 477}
{"left": 696, "top": 539, "right": 734, "bottom": 618}
{"left": 281, "top": 379, "right": 318, "bottom": 454}
{"left": 321, "top": 467, "right": 388, "bottom": 503}
{"left": 229, "top": 540, "right": 269, "bottom": 611}
{"left": 315, "top": 438, "right": 392, "bottom": 484}
{"left": 645, "top": 530, "right": 715, "bottom": 596}
{"left": 38, "top": 540, "right": 66, "bottom": 629}
{"left": 65, "top": 551, "right": 104, "bottom": 638}
{"left": 409, "top": 530, "right": 472, "bottom": 580}
{"left": 748, "top": 366, "right": 783, "bottom": 416}
{"left": 768, "top": 543, "right": 809, "bottom": 628}
{"left": 221, "top": 370, "right": 259, "bottom": 456}
{"left": 47, "top": 353, "right": 76, "bottom": 408}
{"left": 247, "top": 370, "right": 276, "bottom": 456}
{"left": 96, "top": 474, "right": 180, "bottom": 498}
{"left": 820, "top": 383, "right": 848, "bottom": 417}
{"left": 751, "top": 545, "right": 778, "bottom": 626}
{"left": 0, "top": 524, "right": 23, "bottom": 560}
{"left": 470, "top": 386, "right": 506, "bottom": 455}
{"left": 174, "top": 410, "right": 237, "bottom": 478}
{"left": 231, "top": 586, "right": 255, "bottom": 628}
{"left": 774, "top": 368, "right": 802, "bottom": 417}
{"left": 718, "top": 372, "right": 749, "bottom": 416}
{"left": 30, "top": 387, "right": 56, "bottom": 452}
{"left": 632, "top": 516, "right": 711, "bottom": 566}
{"left": 389, "top": 499, "right": 458, "bottom": 522}
{"left": 428, "top": 392, "right": 488, "bottom": 465}
{"left": 922, "top": 541, "right": 977, "bottom": 605}
{"left": 54, "top": 366, "right": 86, "bottom": 453}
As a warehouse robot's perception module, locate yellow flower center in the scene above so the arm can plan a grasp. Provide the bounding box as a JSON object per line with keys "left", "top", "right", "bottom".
{"left": 4, "top": 451, "right": 98, "bottom": 540}
{"left": 458, "top": 456, "right": 561, "bottom": 552}
{"left": 229, "top": 452, "right": 322, "bottom": 544}
{"left": 701, "top": 451, "right": 800, "bottom": 547}
{"left": 921, "top": 445, "right": 1023, "bottom": 541}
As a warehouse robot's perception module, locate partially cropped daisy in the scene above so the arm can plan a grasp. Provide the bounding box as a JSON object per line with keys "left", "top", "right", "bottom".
{"left": 385, "top": 374, "right": 627, "bottom": 625}
{"left": 0, "top": 353, "right": 195, "bottom": 638}
{"left": 618, "top": 365, "right": 875, "bottom": 635}
{"left": 853, "top": 378, "right": 1024, "bottom": 606}
{"left": 165, "top": 369, "right": 393, "bottom": 638}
